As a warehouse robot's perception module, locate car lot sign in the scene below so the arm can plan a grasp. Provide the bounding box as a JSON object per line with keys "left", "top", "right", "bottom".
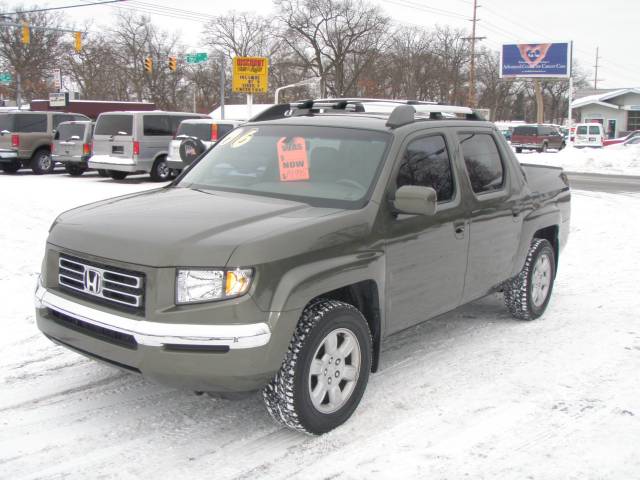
{"left": 500, "top": 42, "right": 571, "bottom": 78}
{"left": 232, "top": 57, "right": 269, "bottom": 94}
{"left": 49, "top": 92, "right": 68, "bottom": 107}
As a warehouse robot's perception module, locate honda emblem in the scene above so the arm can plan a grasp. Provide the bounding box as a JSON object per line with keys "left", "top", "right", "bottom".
{"left": 84, "top": 268, "right": 102, "bottom": 294}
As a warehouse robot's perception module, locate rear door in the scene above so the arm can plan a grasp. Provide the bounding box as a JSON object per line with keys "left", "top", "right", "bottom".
{"left": 54, "top": 122, "right": 86, "bottom": 159}
{"left": 93, "top": 114, "right": 134, "bottom": 158}
{"left": 457, "top": 130, "right": 524, "bottom": 302}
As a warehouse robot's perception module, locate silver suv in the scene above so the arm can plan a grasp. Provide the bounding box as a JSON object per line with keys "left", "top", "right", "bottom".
{"left": 51, "top": 121, "right": 96, "bottom": 176}
{"left": 89, "top": 111, "right": 208, "bottom": 181}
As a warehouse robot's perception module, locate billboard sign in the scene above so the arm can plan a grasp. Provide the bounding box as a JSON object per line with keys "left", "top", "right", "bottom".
{"left": 232, "top": 57, "right": 269, "bottom": 94}
{"left": 49, "top": 92, "right": 68, "bottom": 107}
{"left": 500, "top": 42, "right": 571, "bottom": 78}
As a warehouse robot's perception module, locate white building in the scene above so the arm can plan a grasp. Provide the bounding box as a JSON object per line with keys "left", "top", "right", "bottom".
{"left": 572, "top": 88, "right": 640, "bottom": 138}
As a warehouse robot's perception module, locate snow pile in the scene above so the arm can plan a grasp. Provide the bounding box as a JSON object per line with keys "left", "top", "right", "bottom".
{"left": 516, "top": 144, "right": 640, "bottom": 176}
{"left": 1, "top": 172, "right": 640, "bottom": 479}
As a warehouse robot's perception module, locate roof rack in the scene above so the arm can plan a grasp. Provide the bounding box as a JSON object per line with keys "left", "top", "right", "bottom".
{"left": 249, "top": 98, "right": 487, "bottom": 126}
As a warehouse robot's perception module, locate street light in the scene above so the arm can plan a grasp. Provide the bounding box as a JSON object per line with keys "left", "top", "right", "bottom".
{"left": 274, "top": 77, "right": 321, "bottom": 104}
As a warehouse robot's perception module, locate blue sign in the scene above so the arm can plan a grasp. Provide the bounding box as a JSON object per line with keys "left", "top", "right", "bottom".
{"left": 500, "top": 42, "right": 571, "bottom": 78}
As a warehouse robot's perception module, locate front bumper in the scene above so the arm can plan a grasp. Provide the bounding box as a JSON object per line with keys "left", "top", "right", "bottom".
{"left": 34, "top": 279, "right": 292, "bottom": 392}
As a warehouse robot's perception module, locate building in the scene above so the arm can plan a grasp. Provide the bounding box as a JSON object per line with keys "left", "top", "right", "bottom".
{"left": 572, "top": 88, "right": 640, "bottom": 139}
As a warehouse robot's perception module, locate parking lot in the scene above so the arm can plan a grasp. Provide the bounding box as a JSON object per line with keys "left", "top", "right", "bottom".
{"left": 1, "top": 170, "right": 639, "bottom": 479}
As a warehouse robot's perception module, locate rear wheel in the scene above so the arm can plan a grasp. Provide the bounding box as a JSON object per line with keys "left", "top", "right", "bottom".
{"left": 30, "top": 150, "right": 54, "bottom": 174}
{"left": 108, "top": 170, "right": 128, "bottom": 180}
{"left": 65, "top": 164, "right": 86, "bottom": 176}
{"left": 263, "top": 299, "right": 372, "bottom": 435}
{"left": 150, "top": 155, "right": 171, "bottom": 182}
{"left": 504, "top": 238, "right": 556, "bottom": 320}
{"left": 1, "top": 160, "right": 20, "bottom": 173}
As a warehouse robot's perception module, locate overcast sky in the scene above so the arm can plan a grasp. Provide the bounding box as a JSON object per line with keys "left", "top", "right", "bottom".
{"left": 9, "top": 0, "right": 639, "bottom": 89}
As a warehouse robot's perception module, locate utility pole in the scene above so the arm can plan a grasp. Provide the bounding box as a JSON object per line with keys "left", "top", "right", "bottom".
{"left": 593, "top": 47, "right": 602, "bottom": 90}
{"left": 219, "top": 53, "right": 225, "bottom": 120}
{"left": 466, "top": 0, "right": 485, "bottom": 108}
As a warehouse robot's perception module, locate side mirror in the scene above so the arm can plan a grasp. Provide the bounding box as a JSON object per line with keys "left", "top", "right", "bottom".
{"left": 393, "top": 185, "right": 437, "bottom": 216}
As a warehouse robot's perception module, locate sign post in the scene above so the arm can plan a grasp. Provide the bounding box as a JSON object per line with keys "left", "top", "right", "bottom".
{"left": 232, "top": 57, "right": 269, "bottom": 119}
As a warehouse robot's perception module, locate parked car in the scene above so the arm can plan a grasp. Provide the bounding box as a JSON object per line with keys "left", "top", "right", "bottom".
{"left": 573, "top": 123, "right": 605, "bottom": 148}
{"left": 51, "top": 120, "right": 98, "bottom": 176}
{"left": 88, "top": 111, "right": 208, "bottom": 181}
{"left": 511, "top": 124, "right": 566, "bottom": 153}
{"left": 166, "top": 118, "right": 242, "bottom": 173}
{"left": 0, "top": 111, "right": 89, "bottom": 174}
{"left": 603, "top": 130, "right": 640, "bottom": 147}
{"left": 35, "top": 99, "right": 570, "bottom": 435}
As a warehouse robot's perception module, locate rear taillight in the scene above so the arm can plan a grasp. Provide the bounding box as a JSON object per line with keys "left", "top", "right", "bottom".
{"left": 11, "top": 134, "right": 19, "bottom": 148}
{"left": 50, "top": 143, "right": 55, "bottom": 154}
{"left": 211, "top": 124, "right": 218, "bottom": 141}
{"left": 133, "top": 140, "right": 140, "bottom": 156}
{"left": 83, "top": 143, "right": 91, "bottom": 155}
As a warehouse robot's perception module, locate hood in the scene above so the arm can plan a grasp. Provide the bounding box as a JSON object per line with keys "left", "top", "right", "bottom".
{"left": 48, "top": 187, "right": 340, "bottom": 267}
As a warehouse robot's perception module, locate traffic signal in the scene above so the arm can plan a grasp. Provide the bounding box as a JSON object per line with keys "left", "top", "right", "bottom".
{"left": 74, "top": 32, "right": 82, "bottom": 53}
{"left": 21, "top": 22, "right": 30, "bottom": 44}
{"left": 168, "top": 56, "right": 177, "bottom": 72}
{"left": 144, "top": 56, "right": 153, "bottom": 73}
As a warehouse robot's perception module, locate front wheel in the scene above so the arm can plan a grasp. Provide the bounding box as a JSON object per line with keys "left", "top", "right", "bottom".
{"left": 263, "top": 299, "right": 372, "bottom": 435}
{"left": 504, "top": 238, "right": 556, "bottom": 320}
{"left": 31, "top": 150, "right": 54, "bottom": 174}
{"left": 65, "top": 164, "right": 86, "bottom": 176}
{"left": 150, "top": 156, "right": 171, "bottom": 182}
{"left": 108, "top": 170, "right": 128, "bottom": 180}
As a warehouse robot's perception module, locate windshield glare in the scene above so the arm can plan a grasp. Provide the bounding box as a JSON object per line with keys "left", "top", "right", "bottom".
{"left": 177, "top": 125, "right": 390, "bottom": 208}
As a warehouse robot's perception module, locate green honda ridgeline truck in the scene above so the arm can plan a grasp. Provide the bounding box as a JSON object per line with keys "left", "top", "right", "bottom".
{"left": 35, "top": 100, "right": 570, "bottom": 435}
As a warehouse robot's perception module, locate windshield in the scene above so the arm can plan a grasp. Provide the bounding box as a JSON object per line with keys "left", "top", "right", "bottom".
{"left": 95, "top": 114, "right": 133, "bottom": 136}
{"left": 0, "top": 114, "right": 15, "bottom": 132}
{"left": 55, "top": 123, "right": 86, "bottom": 140}
{"left": 177, "top": 124, "right": 391, "bottom": 208}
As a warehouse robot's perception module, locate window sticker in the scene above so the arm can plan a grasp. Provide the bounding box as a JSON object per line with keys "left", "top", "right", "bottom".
{"left": 277, "top": 137, "right": 309, "bottom": 182}
{"left": 217, "top": 127, "right": 244, "bottom": 146}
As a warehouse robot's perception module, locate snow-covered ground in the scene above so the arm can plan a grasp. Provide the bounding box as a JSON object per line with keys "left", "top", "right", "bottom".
{"left": 1, "top": 171, "right": 640, "bottom": 479}
{"left": 516, "top": 143, "right": 640, "bottom": 176}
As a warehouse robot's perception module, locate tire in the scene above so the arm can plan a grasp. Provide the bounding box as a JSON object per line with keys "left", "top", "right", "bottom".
{"left": 65, "top": 164, "right": 85, "bottom": 176}
{"left": 30, "top": 150, "right": 54, "bottom": 174}
{"left": 179, "top": 137, "right": 206, "bottom": 166}
{"left": 263, "top": 299, "right": 372, "bottom": 435}
{"left": 515, "top": 147, "right": 522, "bottom": 153}
{"left": 1, "top": 160, "right": 20, "bottom": 173}
{"left": 108, "top": 170, "right": 128, "bottom": 180}
{"left": 559, "top": 141, "right": 566, "bottom": 151}
{"left": 150, "top": 156, "right": 171, "bottom": 182}
{"left": 504, "top": 238, "right": 556, "bottom": 320}
{"left": 97, "top": 169, "right": 109, "bottom": 177}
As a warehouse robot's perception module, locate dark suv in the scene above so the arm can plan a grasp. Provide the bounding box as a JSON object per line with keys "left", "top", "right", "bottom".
{"left": 511, "top": 124, "right": 566, "bottom": 153}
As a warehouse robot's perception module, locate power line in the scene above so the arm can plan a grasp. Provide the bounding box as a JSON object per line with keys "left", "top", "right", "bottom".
{"left": 3, "top": 0, "right": 127, "bottom": 15}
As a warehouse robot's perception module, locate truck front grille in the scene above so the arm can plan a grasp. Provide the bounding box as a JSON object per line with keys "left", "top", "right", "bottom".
{"left": 58, "top": 254, "right": 145, "bottom": 313}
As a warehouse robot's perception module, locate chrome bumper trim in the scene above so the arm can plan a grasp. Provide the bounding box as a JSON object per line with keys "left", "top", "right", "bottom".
{"left": 35, "top": 282, "right": 271, "bottom": 349}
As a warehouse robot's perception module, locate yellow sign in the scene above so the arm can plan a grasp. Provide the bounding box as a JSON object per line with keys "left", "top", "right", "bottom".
{"left": 232, "top": 57, "right": 269, "bottom": 94}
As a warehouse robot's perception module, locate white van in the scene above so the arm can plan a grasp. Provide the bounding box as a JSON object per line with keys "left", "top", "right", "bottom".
{"left": 574, "top": 123, "right": 604, "bottom": 148}
{"left": 89, "top": 111, "right": 208, "bottom": 181}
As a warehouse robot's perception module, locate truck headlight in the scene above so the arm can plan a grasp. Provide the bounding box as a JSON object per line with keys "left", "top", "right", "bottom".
{"left": 176, "top": 268, "right": 253, "bottom": 304}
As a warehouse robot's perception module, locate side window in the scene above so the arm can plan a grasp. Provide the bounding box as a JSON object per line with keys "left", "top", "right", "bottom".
{"left": 53, "top": 114, "right": 74, "bottom": 129}
{"left": 73, "top": 115, "right": 89, "bottom": 122}
{"left": 15, "top": 114, "right": 47, "bottom": 132}
{"left": 143, "top": 116, "right": 172, "bottom": 136}
{"left": 458, "top": 133, "right": 505, "bottom": 194}
{"left": 539, "top": 126, "right": 551, "bottom": 136}
{"left": 396, "top": 135, "right": 454, "bottom": 203}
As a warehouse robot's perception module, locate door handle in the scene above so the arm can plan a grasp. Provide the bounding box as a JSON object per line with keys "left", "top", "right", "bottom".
{"left": 454, "top": 223, "right": 465, "bottom": 239}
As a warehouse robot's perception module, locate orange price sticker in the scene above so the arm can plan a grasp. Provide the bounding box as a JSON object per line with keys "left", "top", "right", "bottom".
{"left": 277, "top": 137, "right": 309, "bottom": 182}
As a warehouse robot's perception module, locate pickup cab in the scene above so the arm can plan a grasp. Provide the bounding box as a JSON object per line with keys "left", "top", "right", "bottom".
{"left": 35, "top": 100, "right": 570, "bottom": 435}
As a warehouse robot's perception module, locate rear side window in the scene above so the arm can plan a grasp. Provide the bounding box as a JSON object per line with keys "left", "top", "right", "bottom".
{"left": 397, "top": 135, "right": 454, "bottom": 202}
{"left": 576, "top": 126, "right": 588, "bottom": 135}
{"left": 95, "top": 115, "right": 133, "bottom": 136}
{"left": 589, "top": 125, "right": 601, "bottom": 135}
{"left": 55, "top": 123, "right": 86, "bottom": 140}
{"left": 459, "top": 133, "right": 505, "bottom": 194}
{"left": 0, "top": 114, "right": 15, "bottom": 131}
{"left": 143, "top": 115, "right": 172, "bottom": 136}
{"left": 513, "top": 126, "right": 536, "bottom": 136}
{"left": 14, "top": 114, "right": 47, "bottom": 132}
